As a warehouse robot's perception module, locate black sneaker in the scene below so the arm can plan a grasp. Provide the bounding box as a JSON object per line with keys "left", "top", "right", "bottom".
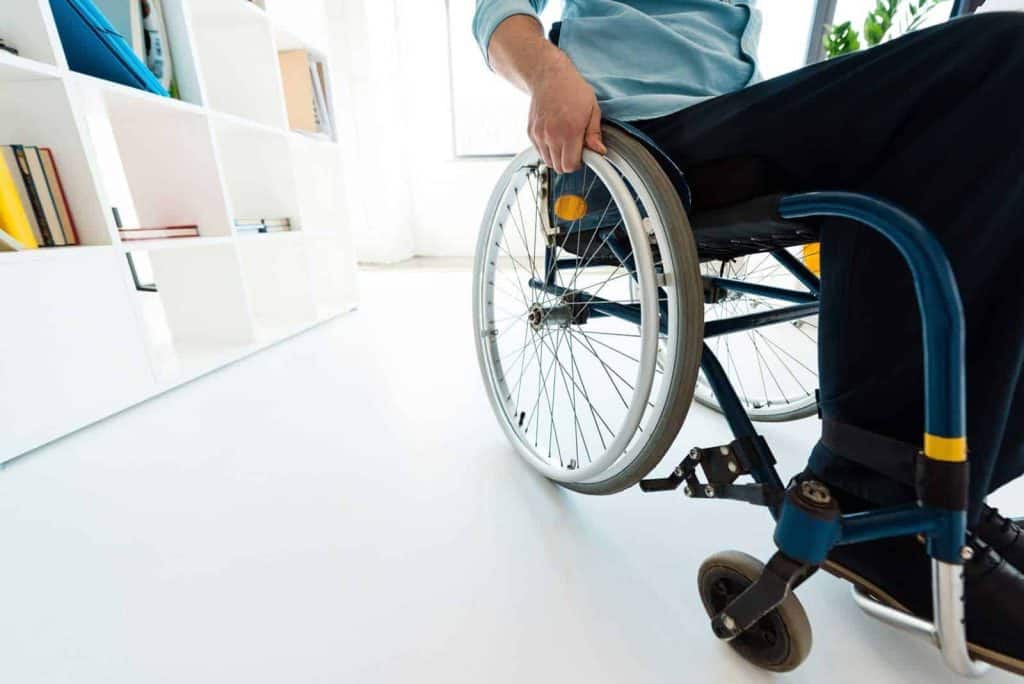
{"left": 824, "top": 532, "right": 1024, "bottom": 676}
{"left": 976, "top": 505, "right": 1024, "bottom": 572}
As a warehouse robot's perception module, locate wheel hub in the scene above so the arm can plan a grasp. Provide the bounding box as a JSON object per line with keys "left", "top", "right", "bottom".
{"left": 527, "top": 303, "right": 580, "bottom": 331}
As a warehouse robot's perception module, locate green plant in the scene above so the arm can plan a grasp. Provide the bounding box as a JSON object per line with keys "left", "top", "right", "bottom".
{"left": 822, "top": 0, "right": 947, "bottom": 60}
{"left": 822, "top": 20, "right": 861, "bottom": 58}
{"left": 864, "top": 0, "right": 900, "bottom": 45}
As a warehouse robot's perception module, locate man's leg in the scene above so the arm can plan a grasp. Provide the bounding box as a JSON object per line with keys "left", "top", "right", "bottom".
{"left": 632, "top": 13, "right": 1024, "bottom": 520}
{"left": 627, "top": 16, "right": 1024, "bottom": 670}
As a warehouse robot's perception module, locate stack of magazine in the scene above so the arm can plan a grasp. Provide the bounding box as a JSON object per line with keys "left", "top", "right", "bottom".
{"left": 234, "top": 218, "right": 293, "bottom": 235}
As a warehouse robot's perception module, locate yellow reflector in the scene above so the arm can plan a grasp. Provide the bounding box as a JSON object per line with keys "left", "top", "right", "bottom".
{"left": 803, "top": 243, "right": 821, "bottom": 276}
{"left": 924, "top": 434, "right": 967, "bottom": 463}
{"left": 554, "top": 195, "right": 588, "bottom": 222}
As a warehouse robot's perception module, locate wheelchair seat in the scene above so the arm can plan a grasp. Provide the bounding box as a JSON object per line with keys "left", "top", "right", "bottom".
{"left": 689, "top": 194, "right": 819, "bottom": 261}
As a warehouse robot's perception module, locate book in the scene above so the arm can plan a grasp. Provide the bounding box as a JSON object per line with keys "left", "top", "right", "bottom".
{"left": 39, "top": 148, "right": 79, "bottom": 245}
{"left": 0, "top": 227, "right": 25, "bottom": 251}
{"left": 119, "top": 224, "right": 199, "bottom": 241}
{"left": 309, "top": 60, "right": 334, "bottom": 140}
{"left": 27, "top": 147, "right": 67, "bottom": 246}
{"left": 50, "top": 0, "right": 169, "bottom": 96}
{"left": 1, "top": 147, "right": 44, "bottom": 246}
{"left": 307, "top": 61, "right": 331, "bottom": 140}
{"left": 11, "top": 145, "right": 54, "bottom": 246}
{"left": 0, "top": 151, "right": 37, "bottom": 249}
{"left": 279, "top": 50, "right": 318, "bottom": 133}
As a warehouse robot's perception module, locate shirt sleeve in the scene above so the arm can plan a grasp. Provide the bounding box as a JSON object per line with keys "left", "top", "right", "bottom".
{"left": 473, "top": 0, "right": 548, "bottom": 68}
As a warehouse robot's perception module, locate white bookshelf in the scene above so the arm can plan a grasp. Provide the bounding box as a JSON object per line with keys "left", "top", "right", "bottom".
{"left": 0, "top": 0, "right": 358, "bottom": 461}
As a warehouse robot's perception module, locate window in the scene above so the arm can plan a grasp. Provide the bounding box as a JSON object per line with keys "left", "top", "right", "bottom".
{"left": 448, "top": 1, "right": 563, "bottom": 157}
{"left": 447, "top": 1, "right": 836, "bottom": 157}
{"left": 757, "top": 0, "right": 818, "bottom": 78}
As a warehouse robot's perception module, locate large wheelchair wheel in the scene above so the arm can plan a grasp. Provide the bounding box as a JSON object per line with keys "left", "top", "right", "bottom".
{"left": 695, "top": 249, "right": 820, "bottom": 422}
{"left": 473, "top": 125, "right": 704, "bottom": 495}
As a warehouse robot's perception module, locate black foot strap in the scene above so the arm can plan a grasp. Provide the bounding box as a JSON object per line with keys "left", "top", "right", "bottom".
{"left": 821, "top": 418, "right": 919, "bottom": 487}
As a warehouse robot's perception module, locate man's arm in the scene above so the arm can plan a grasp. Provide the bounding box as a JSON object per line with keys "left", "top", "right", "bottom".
{"left": 480, "top": 14, "right": 606, "bottom": 173}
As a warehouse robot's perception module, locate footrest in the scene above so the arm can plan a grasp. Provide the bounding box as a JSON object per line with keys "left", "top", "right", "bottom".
{"left": 639, "top": 436, "right": 781, "bottom": 508}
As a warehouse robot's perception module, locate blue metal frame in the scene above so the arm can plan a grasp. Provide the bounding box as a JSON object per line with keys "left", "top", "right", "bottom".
{"left": 704, "top": 303, "right": 821, "bottom": 338}
{"left": 529, "top": 189, "right": 968, "bottom": 565}
{"left": 777, "top": 192, "right": 968, "bottom": 564}
{"left": 703, "top": 276, "right": 818, "bottom": 304}
{"left": 778, "top": 193, "right": 966, "bottom": 444}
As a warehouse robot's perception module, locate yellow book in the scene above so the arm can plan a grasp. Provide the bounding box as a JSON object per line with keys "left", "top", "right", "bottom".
{"left": 0, "top": 151, "right": 38, "bottom": 249}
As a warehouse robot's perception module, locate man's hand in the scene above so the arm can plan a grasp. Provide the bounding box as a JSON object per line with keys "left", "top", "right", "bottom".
{"left": 487, "top": 15, "right": 607, "bottom": 174}
{"left": 527, "top": 54, "right": 606, "bottom": 173}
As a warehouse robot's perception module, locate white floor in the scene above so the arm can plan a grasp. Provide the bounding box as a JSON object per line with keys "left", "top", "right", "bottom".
{"left": 0, "top": 264, "right": 1020, "bottom": 684}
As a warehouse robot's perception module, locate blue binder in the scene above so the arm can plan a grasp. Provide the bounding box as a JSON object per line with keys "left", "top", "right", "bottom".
{"left": 49, "top": 0, "right": 169, "bottom": 96}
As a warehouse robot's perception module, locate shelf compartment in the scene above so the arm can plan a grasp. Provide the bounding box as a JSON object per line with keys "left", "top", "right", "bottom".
{"left": 0, "top": 247, "right": 154, "bottom": 460}
{"left": 186, "top": 0, "right": 287, "bottom": 129}
{"left": 0, "top": 78, "right": 113, "bottom": 245}
{"left": 99, "top": 85, "right": 233, "bottom": 238}
{"left": 212, "top": 116, "right": 300, "bottom": 228}
{"left": 0, "top": 0, "right": 66, "bottom": 68}
{"left": 139, "top": 242, "right": 256, "bottom": 381}
{"left": 237, "top": 233, "right": 317, "bottom": 340}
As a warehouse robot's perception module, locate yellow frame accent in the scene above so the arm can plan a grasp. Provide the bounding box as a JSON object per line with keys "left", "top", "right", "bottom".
{"left": 924, "top": 434, "right": 967, "bottom": 463}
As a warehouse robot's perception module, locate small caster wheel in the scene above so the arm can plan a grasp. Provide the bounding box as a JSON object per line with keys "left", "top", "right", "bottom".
{"left": 697, "top": 550, "right": 813, "bottom": 673}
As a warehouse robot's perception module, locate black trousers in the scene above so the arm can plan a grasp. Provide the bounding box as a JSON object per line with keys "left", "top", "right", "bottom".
{"left": 632, "top": 13, "right": 1024, "bottom": 522}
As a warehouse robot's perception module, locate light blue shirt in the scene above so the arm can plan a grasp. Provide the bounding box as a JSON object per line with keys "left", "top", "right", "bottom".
{"left": 473, "top": 0, "right": 762, "bottom": 121}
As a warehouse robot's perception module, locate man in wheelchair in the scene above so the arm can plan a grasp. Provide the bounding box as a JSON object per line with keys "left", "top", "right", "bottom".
{"left": 473, "top": 0, "right": 1024, "bottom": 674}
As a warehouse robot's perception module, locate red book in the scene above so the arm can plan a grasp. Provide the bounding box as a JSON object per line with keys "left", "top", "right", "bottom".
{"left": 39, "top": 148, "right": 79, "bottom": 245}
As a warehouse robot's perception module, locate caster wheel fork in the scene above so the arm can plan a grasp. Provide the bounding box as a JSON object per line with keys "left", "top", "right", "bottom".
{"left": 698, "top": 550, "right": 814, "bottom": 673}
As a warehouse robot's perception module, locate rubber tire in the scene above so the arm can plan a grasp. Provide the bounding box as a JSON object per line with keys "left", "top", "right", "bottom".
{"left": 698, "top": 550, "right": 813, "bottom": 673}
{"left": 558, "top": 125, "right": 704, "bottom": 495}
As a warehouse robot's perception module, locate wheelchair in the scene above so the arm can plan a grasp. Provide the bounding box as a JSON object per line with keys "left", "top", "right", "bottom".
{"left": 472, "top": 123, "right": 990, "bottom": 676}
